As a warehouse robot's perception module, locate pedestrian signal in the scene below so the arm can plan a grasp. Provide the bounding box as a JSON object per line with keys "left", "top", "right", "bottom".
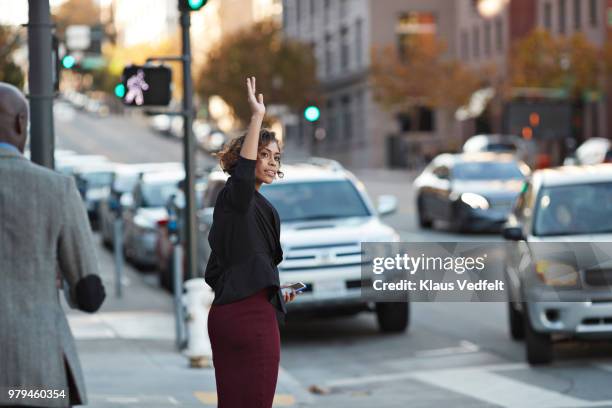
{"left": 119, "top": 65, "right": 172, "bottom": 107}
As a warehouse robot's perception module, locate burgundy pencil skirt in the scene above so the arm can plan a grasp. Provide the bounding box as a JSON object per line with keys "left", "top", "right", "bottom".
{"left": 208, "top": 287, "right": 280, "bottom": 408}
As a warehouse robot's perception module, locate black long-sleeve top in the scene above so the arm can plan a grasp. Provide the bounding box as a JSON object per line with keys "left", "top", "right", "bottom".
{"left": 204, "top": 155, "right": 287, "bottom": 324}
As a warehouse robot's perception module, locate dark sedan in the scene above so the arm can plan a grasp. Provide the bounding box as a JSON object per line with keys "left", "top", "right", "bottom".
{"left": 414, "top": 153, "right": 530, "bottom": 232}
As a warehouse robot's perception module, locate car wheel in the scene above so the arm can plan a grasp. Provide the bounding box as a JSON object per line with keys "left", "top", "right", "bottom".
{"left": 376, "top": 302, "right": 410, "bottom": 333}
{"left": 524, "top": 309, "right": 553, "bottom": 365}
{"left": 417, "top": 197, "right": 432, "bottom": 229}
{"left": 508, "top": 301, "right": 524, "bottom": 340}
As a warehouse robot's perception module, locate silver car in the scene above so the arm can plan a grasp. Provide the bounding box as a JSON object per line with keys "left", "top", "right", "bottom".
{"left": 503, "top": 163, "right": 612, "bottom": 365}
{"left": 123, "top": 169, "right": 184, "bottom": 269}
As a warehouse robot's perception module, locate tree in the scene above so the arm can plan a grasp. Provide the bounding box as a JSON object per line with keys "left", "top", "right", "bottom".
{"left": 370, "top": 37, "right": 484, "bottom": 130}
{"left": 53, "top": 0, "right": 101, "bottom": 38}
{"left": 196, "top": 19, "right": 318, "bottom": 126}
{"left": 509, "top": 29, "right": 599, "bottom": 98}
{"left": 0, "top": 25, "right": 25, "bottom": 89}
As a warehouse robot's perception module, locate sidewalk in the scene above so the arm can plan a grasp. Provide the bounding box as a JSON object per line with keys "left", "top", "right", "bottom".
{"left": 65, "top": 237, "right": 313, "bottom": 407}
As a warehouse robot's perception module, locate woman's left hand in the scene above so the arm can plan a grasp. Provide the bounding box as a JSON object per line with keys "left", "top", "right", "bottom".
{"left": 282, "top": 288, "right": 297, "bottom": 303}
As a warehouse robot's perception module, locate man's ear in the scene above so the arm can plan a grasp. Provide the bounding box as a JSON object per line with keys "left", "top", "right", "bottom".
{"left": 15, "top": 112, "right": 26, "bottom": 136}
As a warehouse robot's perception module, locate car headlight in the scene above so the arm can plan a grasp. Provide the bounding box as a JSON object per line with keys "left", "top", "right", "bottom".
{"left": 460, "top": 193, "right": 489, "bottom": 210}
{"left": 535, "top": 260, "right": 578, "bottom": 286}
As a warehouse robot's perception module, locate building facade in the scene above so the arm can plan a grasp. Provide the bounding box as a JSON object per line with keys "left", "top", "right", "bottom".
{"left": 283, "top": 0, "right": 610, "bottom": 169}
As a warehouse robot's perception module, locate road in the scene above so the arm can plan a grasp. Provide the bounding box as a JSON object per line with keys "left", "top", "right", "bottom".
{"left": 55, "top": 105, "right": 612, "bottom": 408}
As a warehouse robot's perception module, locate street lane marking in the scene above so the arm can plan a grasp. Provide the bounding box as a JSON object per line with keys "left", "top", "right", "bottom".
{"left": 411, "top": 367, "right": 605, "bottom": 408}
{"left": 327, "top": 362, "right": 612, "bottom": 408}
{"left": 413, "top": 340, "right": 480, "bottom": 358}
{"left": 194, "top": 392, "right": 296, "bottom": 406}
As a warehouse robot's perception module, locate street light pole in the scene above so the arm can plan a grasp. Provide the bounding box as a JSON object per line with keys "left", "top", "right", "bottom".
{"left": 27, "top": 0, "right": 55, "bottom": 168}
{"left": 180, "top": 10, "right": 198, "bottom": 280}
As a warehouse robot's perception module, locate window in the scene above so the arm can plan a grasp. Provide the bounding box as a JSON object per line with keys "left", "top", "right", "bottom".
{"left": 495, "top": 18, "right": 503, "bottom": 52}
{"left": 340, "top": 0, "right": 347, "bottom": 17}
{"left": 355, "top": 90, "right": 364, "bottom": 140}
{"left": 396, "top": 12, "right": 437, "bottom": 61}
{"left": 355, "top": 19, "right": 363, "bottom": 67}
{"left": 310, "top": 0, "right": 315, "bottom": 16}
{"left": 544, "top": 2, "right": 553, "bottom": 29}
{"left": 484, "top": 22, "right": 492, "bottom": 56}
{"left": 573, "top": 0, "right": 581, "bottom": 29}
{"left": 282, "top": 0, "right": 288, "bottom": 30}
{"left": 589, "top": 0, "right": 598, "bottom": 26}
{"left": 296, "top": 0, "right": 301, "bottom": 23}
{"left": 342, "top": 95, "right": 352, "bottom": 140}
{"left": 558, "top": 0, "right": 566, "bottom": 34}
{"left": 325, "top": 34, "right": 333, "bottom": 75}
{"left": 340, "top": 27, "right": 349, "bottom": 70}
{"left": 461, "top": 30, "right": 469, "bottom": 60}
{"left": 473, "top": 25, "right": 480, "bottom": 58}
{"left": 324, "top": 0, "right": 330, "bottom": 25}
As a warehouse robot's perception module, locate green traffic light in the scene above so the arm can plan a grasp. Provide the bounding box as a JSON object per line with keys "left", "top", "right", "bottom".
{"left": 114, "top": 83, "right": 126, "bottom": 99}
{"left": 61, "top": 55, "right": 76, "bottom": 69}
{"left": 304, "top": 106, "right": 320, "bottom": 122}
{"left": 188, "top": 0, "right": 207, "bottom": 10}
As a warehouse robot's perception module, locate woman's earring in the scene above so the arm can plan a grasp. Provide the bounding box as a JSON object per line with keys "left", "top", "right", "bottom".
{"left": 277, "top": 170, "right": 284, "bottom": 179}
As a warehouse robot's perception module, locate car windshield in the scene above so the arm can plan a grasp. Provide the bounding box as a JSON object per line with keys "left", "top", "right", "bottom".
{"left": 114, "top": 173, "right": 139, "bottom": 193}
{"left": 534, "top": 182, "right": 612, "bottom": 236}
{"left": 453, "top": 161, "right": 524, "bottom": 181}
{"left": 260, "top": 180, "right": 371, "bottom": 222}
{"left": 81, "top": 171, "right": 113, "bottom": 188}
{"left": 141, "top": 181, "right": 179, "bottom": 208}
{"left": 486, "top": 143, "right": 517, "bottom": 152}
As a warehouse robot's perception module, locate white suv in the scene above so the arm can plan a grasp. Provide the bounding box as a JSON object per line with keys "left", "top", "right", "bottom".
{"left": 198, "top": 159, "right": 407, "bottom": 332}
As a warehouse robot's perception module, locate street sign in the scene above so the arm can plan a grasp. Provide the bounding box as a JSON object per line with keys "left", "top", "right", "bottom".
{"left": 66, "top": 25, "right": 91, "bottom": 51}
{"left": 120, "top": 65, "right": 172, "bottom": 106}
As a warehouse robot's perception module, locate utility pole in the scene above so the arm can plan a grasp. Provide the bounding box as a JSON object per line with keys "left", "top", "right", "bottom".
{"left": 27, "top": 0, "right": 55, "bottom": 168}
{"left": 180, "top": 10, "right": 198, "bottom": 280}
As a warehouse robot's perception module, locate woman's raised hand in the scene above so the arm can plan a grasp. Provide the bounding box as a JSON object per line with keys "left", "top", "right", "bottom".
{"left": 247, "top": 76, "right": 265, "bottom": 118}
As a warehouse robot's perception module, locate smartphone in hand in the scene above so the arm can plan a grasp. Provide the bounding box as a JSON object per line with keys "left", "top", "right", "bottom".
{"left": 281, "top": 282, "right": 306, "bottom": 295}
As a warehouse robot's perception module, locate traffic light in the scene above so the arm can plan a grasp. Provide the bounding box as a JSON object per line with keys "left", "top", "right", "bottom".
{"left": 61, "top": 55, "right": 76, "bottom": 69}
{"left": 304, "top": 105, "right": 320, "bottom": 122}
{"left": 178, "top": 0, "right": 208, "bottom": 11}
{"left": 119, "top": 65, "right": 172, "bottom": 106}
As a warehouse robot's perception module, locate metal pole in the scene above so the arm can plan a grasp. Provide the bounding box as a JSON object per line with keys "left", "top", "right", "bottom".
{"left": 113, "top": 217, "right": 124, "bottom": 298}
{"left": 173, "top": 244, "right": 186, "bottom": 349}
{"left": 180, "top": 11, "right": 198, "bottom": 280}
{"left": 27, "top": 0, "right": 55, "bottom": 169}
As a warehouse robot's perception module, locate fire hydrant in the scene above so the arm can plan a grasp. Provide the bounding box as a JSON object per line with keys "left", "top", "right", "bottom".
{"left": 183, "top": 278, "right": 214, "bottom": 368}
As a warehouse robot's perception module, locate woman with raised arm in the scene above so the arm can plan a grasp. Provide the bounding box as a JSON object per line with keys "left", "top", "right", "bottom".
{"left": 204, "top": 77, "right": 296, "bottom": 408}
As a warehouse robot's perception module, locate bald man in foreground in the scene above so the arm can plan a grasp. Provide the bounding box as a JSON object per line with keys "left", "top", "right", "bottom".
{"left": 0, "top": 82, "right": 106, "bottom": 407}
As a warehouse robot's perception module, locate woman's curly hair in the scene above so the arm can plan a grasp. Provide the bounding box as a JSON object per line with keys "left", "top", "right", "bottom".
{"left": 214, "top": 129, "right": 284, "bottom": 178}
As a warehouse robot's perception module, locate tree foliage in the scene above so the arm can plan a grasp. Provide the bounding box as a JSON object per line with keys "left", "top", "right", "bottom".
{"left": 509, "top": 29, "right": 599, "bottom": 97}
{"left": 370, "top": 38, "right": 483, "bottom": 112}
{"left": 0, "top": 25, "right": 25, "bottom": 89}
{"left": 53, "top": 0, "right": 101, "bottom": 38}
{"left": 196, "top": 19, "right": 318, "bottom": 126}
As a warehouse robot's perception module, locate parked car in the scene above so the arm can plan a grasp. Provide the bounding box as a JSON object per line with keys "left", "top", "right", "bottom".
{"left": 502, "top": 163, "right": 612, "bottom": 365}
{"left": 573, "top": 137, "right": 612, "bottom": 165}
{"left": 155, "top": 177, "right": 208, "bottom": 291}
{"left": 72, "top": 162, "right": 118, "bottom": 228}
{"left": 55, "top": 154, "right": 109, "bottom": 175}
{"left": 194, "top": 159, "right": 406, "bottom": 333}
{"left": 123, "top": 169, "right": 185, "bottom": 269}
{"left": 99, "top": 162, "right": 183, "bottom": 248}
{"left": 463, "top": 134, "right": 536, "bottom": 168}
{"left": 414, "top": 153, "right": 530, "bottom": 232}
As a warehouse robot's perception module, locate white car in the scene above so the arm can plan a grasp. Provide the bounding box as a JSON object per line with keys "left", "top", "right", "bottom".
{"left": 503, "top": 164, "right": 612, "bottom": 364}
{"left": 198, "top": 159, "right": 407, "bottom": 332}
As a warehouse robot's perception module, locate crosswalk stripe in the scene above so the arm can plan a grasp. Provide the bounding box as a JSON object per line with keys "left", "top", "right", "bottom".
{"left": 411, "top": 366, "right": 612, "bottom": 408}
{"left": 194, "top": 391, "right": 296, "bottom": 406}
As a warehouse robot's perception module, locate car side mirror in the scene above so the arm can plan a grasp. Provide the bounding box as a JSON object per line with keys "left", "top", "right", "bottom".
{"left": 377, "top": 195, "right": 398, "bottom": 216}
{"left": 503, "top": 225, "right": 525, "bottom": 241}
